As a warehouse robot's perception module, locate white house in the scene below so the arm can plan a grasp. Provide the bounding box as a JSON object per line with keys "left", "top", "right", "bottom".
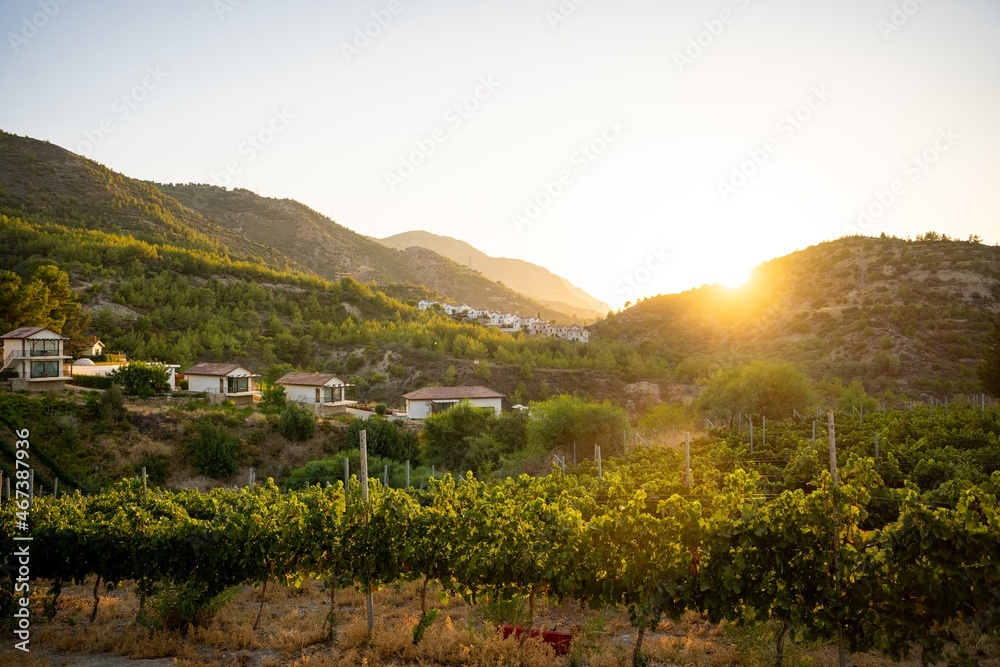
{"left": 401, "top": 386, "right": 505, "bottom": 419}
{"left": 563, "top": 326, "right": 590, "bottom": 343}
{"left": 183, "top": 362, "right": 260, "bottom": 405}
{"left": 417, "top": 300, "right": 437, "bottom": 311}
{"left": 275, "top": 372, "right": 357, "bottom": 415}
{"left": 79, "top": 337, "right": 105, "bottom": 357}
{"left": 466, "top": 308, "right": 484, "bottom": 320}
{"left": 1, "top": 326, "right": 71, "bottom": 392}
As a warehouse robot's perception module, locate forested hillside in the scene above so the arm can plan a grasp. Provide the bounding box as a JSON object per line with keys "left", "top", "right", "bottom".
{"left": 156, "top": 183, "right": 576, "bottom": 322}
{"left": 594, "top": 234, "right": 1000, "bottom": 397}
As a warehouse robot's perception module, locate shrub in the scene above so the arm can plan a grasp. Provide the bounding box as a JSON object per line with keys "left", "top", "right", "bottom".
{"left": 135, "top": 453, "right": 170, "bottom": 486}
{"left": 188, "top": 420, "right": 241, "bottom": 478}
{"left": 285, "top": 449, "right": 431, "bottom": 489}
{"left": 260, "top": 384, "right": 287, "bottom": 412}
{"left": 278, "top": 403, "right": 317, "bottom": 441}
{"left": 374, "top": 403, "right": 387, "bottom": 415}
{"left": 138, "top": 582, "right": 237, "bottom": 633}
{"left": 71, "top": 374, "right": 114, "bottom": 390}
{"left": 344, "top": 415, "right": 418, "bottom": 461}
{"left": 108, "top": 361, "right": 170, "bottom": 396}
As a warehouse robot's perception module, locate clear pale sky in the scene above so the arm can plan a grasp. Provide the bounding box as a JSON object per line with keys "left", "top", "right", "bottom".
{"left": 2, "top": 0, "right": 998, "bottom": 308}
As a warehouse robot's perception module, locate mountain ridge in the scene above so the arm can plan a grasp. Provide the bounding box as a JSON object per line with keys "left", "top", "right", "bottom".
{"left": 155, "top": 184, "right": 584, "bottom": 323}
{"left": 378, "top": 230, "right": 609, "bottom": 321}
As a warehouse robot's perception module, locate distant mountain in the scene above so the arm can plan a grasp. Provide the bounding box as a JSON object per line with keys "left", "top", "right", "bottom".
{"left": 156, "top": 184, "right": 578, "bottom": 323}
{"left": 378, "top": 230, "right": 609, "bottom": 321}
{"left": 592, "top": 235, "right": 1000, "bottom": 396}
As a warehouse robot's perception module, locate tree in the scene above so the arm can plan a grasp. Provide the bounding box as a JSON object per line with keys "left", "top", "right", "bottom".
{"left": 108, "top": 361, "right": 171, "bottom": 396}
{"left": 344, "top": 415, "right": 418, "bottom": 461}
{"left": 188, "top": 420, "right": 242, "bottom": 478}
{"left": 697, "top": 361, "right": 813, "bottom": 423}
{"left": 278, "top": 403, "right": 317, "bottom": 441}
{"left": 527, "top": 395, "right": 629, "bottom": 457}
{"left": 978, "top": 317, "right": 1000, "bottom": 397}
{"left": 443, "top": 365, "right": 458, "bottom": 386}
{"left": 473, "top": 360, "right": 491, "bottom": 381}
{"left": 260, "top": 384, "right": 287, "bottom": 412}
{"left": 420, "top": 401, "right": 497, "bottom": 471}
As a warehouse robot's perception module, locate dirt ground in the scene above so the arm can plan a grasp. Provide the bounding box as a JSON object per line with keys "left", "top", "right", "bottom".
{"left": 2, "top": 578, "right": 997, "bottom": 667}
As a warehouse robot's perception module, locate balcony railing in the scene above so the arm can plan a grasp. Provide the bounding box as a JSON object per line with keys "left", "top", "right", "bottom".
{"left": 27, "top": 372, "right": 72, "bottom": 380}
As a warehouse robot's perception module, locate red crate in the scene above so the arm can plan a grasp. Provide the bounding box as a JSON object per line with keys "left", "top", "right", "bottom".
{"left": 499, "top": 625, "right": 572, "bottom": 656}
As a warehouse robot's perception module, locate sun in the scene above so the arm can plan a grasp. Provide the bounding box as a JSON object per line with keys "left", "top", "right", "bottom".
{"left": 717, "top": 266, "right": 753, "bottom": 289}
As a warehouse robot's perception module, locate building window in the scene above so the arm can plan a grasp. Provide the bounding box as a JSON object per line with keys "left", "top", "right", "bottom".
{"left": 30, "top": 340, "right": 60, "bottom": 357}
{"left": 30, "top": 361, "right": 60, "bottom": 378}
{"left": 227, "top": 376, "right": 250, "bottom": 393}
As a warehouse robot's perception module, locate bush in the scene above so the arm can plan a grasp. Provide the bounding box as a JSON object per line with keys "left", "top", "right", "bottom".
{"left": 135, "top": 453, "right": 170, "bottom": 486}
{"left": 71, "top": 374, "right": 114, "bottom": 390}
{"left": 260, "top": 384, "right": 287, "bottom": 412}
{"left": 374, "top": 403, "right": 387, "bottom": 416}
{"left": 285, "top": 449, "right": 431, "bottom": 489}
{"left": 138, "top": 582, "right": 237, "bottom": 633}
{"left": 278, "top": 403, "right": 317, "bottom": 441}
{"left": 344, "top": 415, "right": 418, "bottom": 461}
{"left": 188, "top": 420, "right": 241, "bottom": 478}
{"left": 527, "top": 395, "right": 629, "bottom": 457}
{"left": 108, "top": 361, "right": 171, "bottom": 396}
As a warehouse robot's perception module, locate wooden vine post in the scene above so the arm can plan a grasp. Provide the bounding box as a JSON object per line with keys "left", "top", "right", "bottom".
{"left": 360, "top": 430, "right": 375, "bottom": 635}
{"left": 828, "top": 412, "right": 847, "bottom": 667}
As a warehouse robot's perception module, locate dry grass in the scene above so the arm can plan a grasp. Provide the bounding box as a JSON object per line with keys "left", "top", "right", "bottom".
{"left": 4, "top": 578, "right": 998, "bottom": 667}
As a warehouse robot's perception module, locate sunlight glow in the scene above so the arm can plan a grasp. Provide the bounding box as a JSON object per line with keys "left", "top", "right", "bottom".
{"left": 713, "top": 264, "right": 754, "bottom": 289}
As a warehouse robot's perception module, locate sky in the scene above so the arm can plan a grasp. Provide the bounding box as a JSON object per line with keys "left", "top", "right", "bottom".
{"left": 2, "top": 0, "right": 999, "bottom": 309}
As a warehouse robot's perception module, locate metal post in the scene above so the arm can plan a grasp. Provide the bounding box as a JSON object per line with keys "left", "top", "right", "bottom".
{"left": 812, "top": 420, "right": 816, "bottom": 444}
{"left": 596, "top": 445, "right": 602, "bottom": 480}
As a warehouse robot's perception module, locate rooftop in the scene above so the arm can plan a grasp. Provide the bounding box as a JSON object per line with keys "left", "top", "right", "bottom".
{"left": 183, "top": 362, "right": 254, "bottom": 377}
{"left": 402, "top": 386, "right": 506, "bottom": 401}
{"left": 275, "top": 372, "right": 347, "bottom": 387}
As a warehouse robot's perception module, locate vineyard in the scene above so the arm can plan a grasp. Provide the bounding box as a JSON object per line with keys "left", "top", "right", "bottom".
{"left": 3, "top": 404, "right": 1000, "bottom": 666}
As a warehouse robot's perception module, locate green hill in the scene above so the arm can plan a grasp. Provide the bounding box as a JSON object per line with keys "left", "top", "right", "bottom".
{"left": 378, "top": 230, "right": 609, "bottom": 321}
{"left": 155, "top": 184, "right": 577, "bottom": 323}
{"left": 0, "top": 130, "right": 655, "bottom": 409}
{"left": 592, "top": 234, "right": 1000, "bottom": 397}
